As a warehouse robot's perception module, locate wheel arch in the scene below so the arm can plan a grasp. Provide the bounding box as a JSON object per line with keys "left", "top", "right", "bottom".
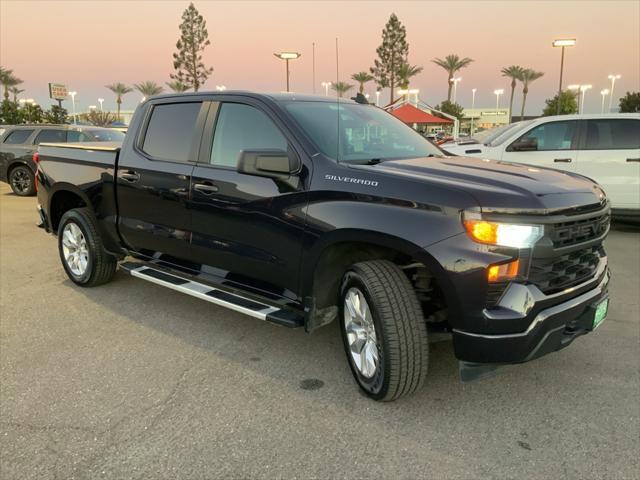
{"left": 48, "top": 184, "right": 91, "bottom": 233}
{"left": 302, "top": 229, "right": 453, "bottom": 332}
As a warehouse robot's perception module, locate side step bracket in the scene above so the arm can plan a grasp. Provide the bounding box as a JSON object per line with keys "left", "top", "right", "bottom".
{"left": 119, "top": 262, "right": 303, "bottom": 328}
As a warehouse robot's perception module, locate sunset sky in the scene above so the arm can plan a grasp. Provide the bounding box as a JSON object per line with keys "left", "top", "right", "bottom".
{"left": 1, "top": 0, "right": 638, "bottom": 115}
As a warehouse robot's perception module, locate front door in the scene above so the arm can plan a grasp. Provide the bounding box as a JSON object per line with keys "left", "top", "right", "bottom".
{"left": 189, "top": 100, "right": 309, "bottom": 301}
{"left": 116, "top": 100, "right": 207, "bottom": 264}
{"left": 501, "top": 119, "right": 579, "bottom": 171}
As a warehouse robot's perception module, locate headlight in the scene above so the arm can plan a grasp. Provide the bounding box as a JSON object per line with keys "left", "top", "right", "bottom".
{"left": 463, "top": 212, "right": 543, "bottom": 248}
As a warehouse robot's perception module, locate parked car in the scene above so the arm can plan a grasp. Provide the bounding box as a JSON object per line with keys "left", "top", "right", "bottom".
{"left": 440, "top": 114, "right": 640, "bottom": 220}
{"left": 0, "top": 125, "right": 125, "bottom": 196}
{"left": 36, "top": 92, "right": 610, "bottom": 401}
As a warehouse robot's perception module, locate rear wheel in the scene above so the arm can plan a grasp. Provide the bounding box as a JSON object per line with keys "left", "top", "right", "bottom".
{"left": 57, "top": 208, "right": 117, "bottom": 287}
{"left": 9, "top": 165, "right": 35, "bottom": 196}
{"left": 339, "top": 260, "right": 429, "bottom": 401}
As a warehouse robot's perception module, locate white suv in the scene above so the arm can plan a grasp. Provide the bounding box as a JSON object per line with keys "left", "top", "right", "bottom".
{"left": 441, "top": 114, "right": 640, "bottom": 219}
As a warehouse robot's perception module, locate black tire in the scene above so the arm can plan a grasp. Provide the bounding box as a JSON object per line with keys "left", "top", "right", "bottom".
{"left": 57, "top": 207, "right": 117, "bottom": 287}
{"left": 8, "top": 165, "right": 35, "bottom": 196}
{"left": 339, "top": 260, "right": 429, "bottom": 401}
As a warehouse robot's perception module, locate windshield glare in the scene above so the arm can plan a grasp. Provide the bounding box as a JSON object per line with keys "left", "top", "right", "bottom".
{"left": 284, "top": 101, "right": 442, "bottom": 163}
{"left": 483, "top": 121, "right": 533, "bottom": 146}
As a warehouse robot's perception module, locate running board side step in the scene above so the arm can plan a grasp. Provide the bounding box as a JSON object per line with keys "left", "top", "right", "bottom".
{"left": 119, "top": 262, "right": 303, "bottom": 328}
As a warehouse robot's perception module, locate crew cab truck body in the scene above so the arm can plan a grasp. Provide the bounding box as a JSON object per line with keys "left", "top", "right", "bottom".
{"left": 36, "top": 92, "right": 611, "bottom": 401}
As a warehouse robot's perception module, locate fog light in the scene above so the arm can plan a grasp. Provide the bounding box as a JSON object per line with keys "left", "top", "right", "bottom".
{"left": 487, "top": 260, "right": 520, "bottom": 282}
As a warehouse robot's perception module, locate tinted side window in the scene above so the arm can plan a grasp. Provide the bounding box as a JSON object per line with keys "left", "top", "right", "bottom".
{"left": 3, "top": 129, "right": 34, "bottom": 144}
{"left": 517, "top": 121, "right": 578, "bottom": 151}
{"left": 584, "top": 119, "right": 640, "bottom": 150}
{"left": 34, "top": 129, "right": 67, "bottom": 145}
{"left": 67, "top": 131, "right": 93, "bottom": 143}
{"left": 142, "top": 102, "right": 202, "bottom": 162}
{"left": 211, "top": 103, "right": 287, "bottom": 167}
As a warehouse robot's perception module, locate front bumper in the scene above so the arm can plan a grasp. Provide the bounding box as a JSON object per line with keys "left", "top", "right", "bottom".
{"left": 452, "top": 260, "right": 610, "bottom": 364}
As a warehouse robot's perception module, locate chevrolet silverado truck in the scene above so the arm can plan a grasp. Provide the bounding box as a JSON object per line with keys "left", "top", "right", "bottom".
{"left": 35, "top": 92, "right": 611, "bottom": 401}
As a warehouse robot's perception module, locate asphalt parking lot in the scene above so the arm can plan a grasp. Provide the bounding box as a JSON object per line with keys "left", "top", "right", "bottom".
{"left": 1, "top": 182, "right": 638, "bottom": 480}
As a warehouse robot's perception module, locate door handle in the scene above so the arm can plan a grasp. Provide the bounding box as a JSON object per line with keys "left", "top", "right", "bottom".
{"left": 119, "top": 170, "right": 140, "bottom": 182}
{"left": 193, "top": 182, "right": 219, "bottom": 195}
{"left": 554, "top": 158, "right": 572, "bottom": 163}
{"left": 627, "top": 158, "right": 640, "bottom": 163}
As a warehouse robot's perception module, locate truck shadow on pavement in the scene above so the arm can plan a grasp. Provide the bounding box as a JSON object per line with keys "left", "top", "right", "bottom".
{"left": 69, "top": 269, "right": 468, "bottom": 400}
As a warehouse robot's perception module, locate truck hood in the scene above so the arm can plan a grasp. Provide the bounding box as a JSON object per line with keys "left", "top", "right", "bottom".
{"left": 361, "top": 155, "right": 606, "bottom": 212}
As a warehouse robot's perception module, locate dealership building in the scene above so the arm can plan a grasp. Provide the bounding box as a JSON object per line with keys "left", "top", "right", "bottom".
{"left": 460, "top": 107, "right": 510, "bottom": 133}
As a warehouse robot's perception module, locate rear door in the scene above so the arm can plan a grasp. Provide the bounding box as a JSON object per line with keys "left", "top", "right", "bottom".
{"left": 576, "top": 118, "right": 640, "bottom": 210}
{"left": 501, "top": 119, "right": 579, "bottom": 171}
{"left": 0, "top": 128, "right": 36, "bottom": 180}
{"left": 116, "top": 100, "right": 208, "bottom": 264}
{"left": 189, "top": 99, "right": 309, "bottom": 301}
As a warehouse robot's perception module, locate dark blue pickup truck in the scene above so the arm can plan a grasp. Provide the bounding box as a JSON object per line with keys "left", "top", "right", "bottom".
{"left": 35, "top": 92, "right": 611, "bottom": 400}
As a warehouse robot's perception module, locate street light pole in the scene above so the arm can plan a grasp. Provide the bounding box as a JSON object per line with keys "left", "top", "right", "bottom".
{"left": 607, "top": 74, "right": 620, "bottom": 112}
{"left": 600, "top": 89, "right": 610, "bottom": 114}
{"left": 69, "top": 91, "right": 77, "bottom": 125}
{"left": 274, "top": 52, "right": 301, "bottom": 92}
{"left": 98, "top": 98, "right": 104, "bottom": 111}
{"left": 375, "top": 90, "right": 381, "bottom": 107}
{"left": 552, "top": 38, "right": 576, "bottom": 115}
{"left": 580, "top": 85, "right": 592, "bottom": 114}
{"left": 321, "top": 82, "right": 331, "bottom": 96}
{"left": 470, "top": 88, "right": 476, "bottom": 136}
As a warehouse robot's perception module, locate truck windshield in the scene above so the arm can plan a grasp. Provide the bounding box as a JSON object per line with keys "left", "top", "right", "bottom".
{"left": 284, "top": 101, "right": 443, "bottom": 164}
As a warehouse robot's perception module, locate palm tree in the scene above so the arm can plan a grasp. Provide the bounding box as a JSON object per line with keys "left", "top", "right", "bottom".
{"left": 351, "top": 72, "right": 374, "bottom": 94}
{"left": 397, "top": 64, "right": 424, "bottom": 90}
{"left": 9, "top": 86, "right": 24, "bottom": 103}
{"left": 501, "top": 65, "right": 524, "bottom": 123}
{"left": 166, "top": 80, "right": 189, "bottom": 93}
{"left": 134, "top": 81, "right": 164, "bottom": 101}
{"left": 431, "top": 54, "right": 474, "bottom": 102}
{"left": 331, "top": 81, "right": 354, "bottom": 98}
{"left": 105, "top": 83, "right": 133, "bottom": 121}
{"left": 518, "top": 69, "right": 544, "bottom": 121}
{"left": 0, "top": 68, "right": 22, "bottom": 102}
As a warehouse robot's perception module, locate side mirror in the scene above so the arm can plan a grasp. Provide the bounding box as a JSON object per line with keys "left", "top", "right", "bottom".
{"left": 510, "top": 137, "right": 538, "bottom": 152}
{"left": 237, "top": 149, "right": 299, "bottom": 178}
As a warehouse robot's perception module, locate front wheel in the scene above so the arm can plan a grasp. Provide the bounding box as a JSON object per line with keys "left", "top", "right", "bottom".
{"left": 9, "top": 165, "right": 35, "bottom": 196}
{"left": 339, "top": 260, "right": 429, "bottom": 401}
{"left": 57, "top": 207, "right": 117, "bottom": 287}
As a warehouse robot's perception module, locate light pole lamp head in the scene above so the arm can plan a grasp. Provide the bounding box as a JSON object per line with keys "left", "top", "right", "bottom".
{"left": 274, "top": 52, "right": 301, "bottom": 60}
{"left": 567, "top": 84, "right": 580, "bottom": 91}
{"left": 98, "top": 98, "right": 104, "bottom": 103}
{"left": 580, "top": 85, "right": 592, "bottom": 92}
{"left": 553, "top": 38, "right": 576, "bottom": 47}
{"left": 608, "top": 74, "right": 621, "bottom": 80}
{"left": 494, "top": 89, "right": 504, "bottom": 95}
{"left": 472, "top": 88, "right": 477, "bottom": 93}
{"left": 69, "top": 91, "right": 77, "bottom": 98}
{"left": 600, "top": 89, "right": 610, "bottom": 95}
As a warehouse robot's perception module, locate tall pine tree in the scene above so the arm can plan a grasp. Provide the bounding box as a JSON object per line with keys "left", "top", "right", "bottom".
{"left": 370, "top": 14, "right": 409, "bottom": 104}
{"left": 171, "top": 3, "right": 213, "bottom": 92}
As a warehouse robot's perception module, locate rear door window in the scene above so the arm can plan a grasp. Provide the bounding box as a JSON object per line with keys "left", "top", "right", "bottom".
{"left": 34, "top": 129, "right": 67, "bottom": 145}
{"left": 583, "top": 119, "right": 640, "bottom": 150}
{"left": 3, "top": 129, "right": 34, "bottom": 144}
{"left": 513, "top": 121, "right": 578, "bottom": 151}
{"left": 141, "top": 102, "right": 202, "bottom": 162}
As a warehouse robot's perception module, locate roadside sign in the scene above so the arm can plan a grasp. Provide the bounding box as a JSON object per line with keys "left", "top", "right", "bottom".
{"left": 48, "top": 83, "right": 68, "bottom": 101}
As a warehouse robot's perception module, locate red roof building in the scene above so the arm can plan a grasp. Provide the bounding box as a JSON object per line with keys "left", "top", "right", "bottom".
{"left": 389, "top": 104, "right": 452, "bottom": 125}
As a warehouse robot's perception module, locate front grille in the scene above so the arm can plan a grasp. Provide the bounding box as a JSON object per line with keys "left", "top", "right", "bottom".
{"left": 549, "top": 212, "right": 610, "bottom": 248}
{"left": 529, "top": 245, "right": 604, "bottom": 294}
